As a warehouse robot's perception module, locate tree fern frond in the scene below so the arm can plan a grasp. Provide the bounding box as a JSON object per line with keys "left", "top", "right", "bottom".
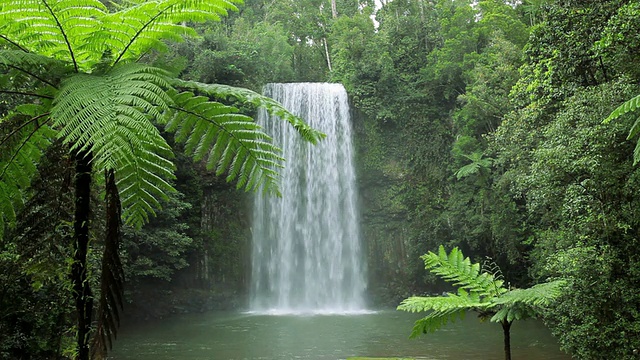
{"left": 103, "top": 0, "right": 240, "bottom": 65}
{"left": 397, "top": 289, "right": 487, "bottom": 314}
{"left": 0, "top": 0, "right": 107, "bottom": 69}
{"left": 409, "top": 310, "right": 467, "bottom": 337}
{"left": 171, "top": 79, "right": 326, "bottom": 145}
{"left": 422, "top": 246, "right": 507, "bottom": 297}
{"left": 1, "top": 0, "right": 239, "bottom": 70}
{"left": 627, "top": 117, "right": 640, "bottom": 141}
{"left": 0, "top": 32, "right": 30, "bottom": 52}
{"left": 455, "top": 162, "right": 481, "bottom": 179}
{"left": 490, "top": 303, "right": 536, "bottom": 323}
{"left": 52, "top": 63, "right": 171, "bottom": 169}
{"left": 603, "top": 94, "right": 640, "bottom": 164}
{"left": 51, "top": 63, "right": 176, "bottom": 227}
{"left": 492, "top": 280, "right": 566, "bottom": 308}
{"left": 455, "top": 152, "right": 493, "bottom": 180}
{"left": 0, "top": 49, "right": 67, "bottom": 71}
{"left": 0, "top": 112, "right": 55, "bottom": 239}
{"left": 631, "top": 139, "right": 640, "bottom": 166}
{"left": 603, "top": 94, "right": 640, "bottom": 124}
{"left": 0, "top": 50, "right": 70, "bottom": 89}
{"left": 167, "top": 90, "right": 284, "bottom": 195}
{"left": 116, "top": 143, "right": 176, "bottom": 228}
{"left": 397, "top": 289, "right": 487, "bottom": 337}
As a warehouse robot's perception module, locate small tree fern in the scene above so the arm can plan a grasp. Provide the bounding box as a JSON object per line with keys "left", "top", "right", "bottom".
{"left": 398, "top": 246, "right": 565, "bottom": 360}
{"left": 0, "top": 1, "right": 324, "bottom": 359}
{"left": 454, "top": 152, "right": 493, "bottom": 180}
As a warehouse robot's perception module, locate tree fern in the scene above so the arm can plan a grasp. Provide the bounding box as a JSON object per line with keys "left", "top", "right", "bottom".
{"left": 399, "top": 246, "right": 566, "bottom": 360}
{"left": 604, "top": 93, "right": 640, "bottom": 125}
{"left": 454, "top": 152, "right": 493, "bottom": 180}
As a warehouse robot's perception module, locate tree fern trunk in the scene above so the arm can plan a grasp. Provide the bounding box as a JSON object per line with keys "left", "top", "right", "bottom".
{"left": 91, "top": 169, "right": 125, "bottom": 359}
{"left": 502, "top": 319, "right": 512, "bottom": 360}
{"left": 73, "top": 150, "right": 93, "bottom": 360}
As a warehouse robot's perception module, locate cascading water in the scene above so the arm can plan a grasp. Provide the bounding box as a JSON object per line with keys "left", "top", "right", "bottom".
{"left": 250, "top": 83, "right": 367, "bottom": 314}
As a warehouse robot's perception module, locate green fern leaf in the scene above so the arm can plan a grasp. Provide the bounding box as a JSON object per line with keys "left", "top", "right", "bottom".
{"left": 397, "top": 288, "right": 490, "bottom": 338}
{"left": 167, "top": 90, "right": 284, "bottom": 195}
{"left": 490, "top": 303, "right": 535, "bottom": 323}
{"left": 422, "top": 246, "right": 507, "bottom": 297}
{"left": 454, "top": 152, "right": 493, "bottom": 180}
{"left": 492, "top": 280, "right": 566, "bottom": 308}
{"left": 171, "top": 79, "right": 326, "bottom": 144}
{"left": 1, "top": 0, "right": 241, "bottom": 70}
{"left": 115, "top": 141, "right": 176, "bottom": 228}
{"left": 0, "top": 111, "right": 54, "bottom": 239}
{"left": 0, "top": 49, "right": 70, "bottom": 73}
{"left": 51, "top": 63, "right": 176, "bottom": 227}
{"left": 397, "top": 289, "right": 486, "bottom": 314}
{"left": 604, "top": 94, "right": 640, "bottom": 124}
{"left": 455, "top": 162, "right": 480, "bottom": 179}
{"left": 408, "top": 310, "right": 466, "bottom": 337}
{"left": 603, "top": 94, "right": 640, "bottom": 164}
{"left": 0, "top": 0, "right": 107, "bottom": 69}
{"left": 103, "top": 0, "right": 240, "bottom": 65}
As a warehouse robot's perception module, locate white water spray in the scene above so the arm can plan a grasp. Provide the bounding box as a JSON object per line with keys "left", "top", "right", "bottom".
{"left": 250, "top": 83, "right": 367, "bottom": 314}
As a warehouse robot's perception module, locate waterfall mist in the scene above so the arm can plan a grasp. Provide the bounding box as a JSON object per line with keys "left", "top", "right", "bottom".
{"left": 250, "top": 83, "right": 367, "bottom": 314}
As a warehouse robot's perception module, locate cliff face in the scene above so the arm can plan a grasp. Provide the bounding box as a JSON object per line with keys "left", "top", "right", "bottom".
{"left": 350, "top": 106, "right": 417, "bottom": 306}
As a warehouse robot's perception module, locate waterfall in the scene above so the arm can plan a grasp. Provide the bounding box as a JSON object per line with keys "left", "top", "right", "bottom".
{"left": 250, "top": 83, "right": 367, "bottom": 314}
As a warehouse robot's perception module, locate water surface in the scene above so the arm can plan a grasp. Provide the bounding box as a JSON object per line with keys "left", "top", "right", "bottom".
{"left": 109, "top": 310, "right": 569, "bottom": 359}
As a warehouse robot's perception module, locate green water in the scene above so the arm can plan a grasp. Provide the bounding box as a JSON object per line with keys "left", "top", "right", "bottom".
{"left": 108, "top": 310, "right": 569, "bottom": 360}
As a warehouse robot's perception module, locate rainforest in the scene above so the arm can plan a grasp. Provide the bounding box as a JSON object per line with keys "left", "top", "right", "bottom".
{"left": 1, "top": 0, "right": 639, "bottom": 359}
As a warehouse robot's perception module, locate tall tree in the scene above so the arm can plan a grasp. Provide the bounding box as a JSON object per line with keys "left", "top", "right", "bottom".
{"left": 0, "top": 1, "right": 323, "bottom": 358}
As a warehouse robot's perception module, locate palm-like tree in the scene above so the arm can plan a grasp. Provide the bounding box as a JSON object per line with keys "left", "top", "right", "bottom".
{"left": 454, "top": 151, "right": 493, "bottom": 180}
{"left": 398, "top": 246, "right": 565, "bottom": 360}
{"left": 0, "top": 1, "right": 323, "bottom": 358}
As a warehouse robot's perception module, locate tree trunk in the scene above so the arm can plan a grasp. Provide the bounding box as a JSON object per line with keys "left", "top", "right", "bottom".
{"left": 502, "top": 319, "right": 512, "bottom": 360}
{"left": 323, "top": 37, "right": 332, "bottom": 72}
{"left": 91, "top": 169, "right": 125, "bottom": 359}
{"left": 331, "top": 0, "right": 337, "bottom": 18}
{"left": 73, "top": 150, "right": 93, "bottom": 360}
